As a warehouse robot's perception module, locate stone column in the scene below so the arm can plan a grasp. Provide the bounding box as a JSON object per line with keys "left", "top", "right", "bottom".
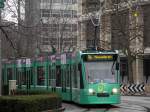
{"left": 100, "top": 13, "right": 111, "bottom": 50}
{"left": 79, "top": 21, "right": 87, "bottom": 50}
{"left": 77, "top": 0, "right": 87, "bottom": 50}
{"left": 132, "top": 57, "right": 144, "bottom": 84}
{"left": 129, "top": 6, "right": 144, "bottom": 84}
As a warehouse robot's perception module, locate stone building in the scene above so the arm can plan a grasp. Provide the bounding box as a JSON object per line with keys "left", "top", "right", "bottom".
{"left": 83, "top": 0, "right": 150, "bottom": 84}
{"left": 79, "top": 0, "right": 150, "bottom": 84}
{"left": 78, "top": 0, "right": 101, "bottom": 49}
{"left": 25, "top": 0, "right": 150, "bottom": 84}
{"left": 25, "top": 0, "right": 78, "bottom": 53}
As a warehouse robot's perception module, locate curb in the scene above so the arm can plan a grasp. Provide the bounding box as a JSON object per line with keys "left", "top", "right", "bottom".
{"left": 43, "top": 107, "right": 65, "bottom": 112}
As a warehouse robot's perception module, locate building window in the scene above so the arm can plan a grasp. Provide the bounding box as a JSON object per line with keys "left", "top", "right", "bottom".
{"left": 42, "top": 24, "right": 50, "bottom": 32}
{"left": 72, "top": 24, "right": 77, "bottom": 31}
{"left": 63, "top": 0, "right": 72, "bottom": 4}
{"left": 50, "top": 24, "right": 59, "bottom": 31}
{"left": 41, "top": 9, "right": 50, "bottom": 17}
{"left": 72, "top": 10, "right": 77, "bottom": 17}
{"left": 37, "top": 67, "right": 45, "bottom": 85}
{"left": 52, "top": 0, "right": 61, "bottom": 3}
{"left": 112, "top": 0, "right": 121, "bottom": 4}
{"left": 43, "top": 38, "right": 49, "bottom": 41}
{"left": 63, "top": 10, "right": 72, "bottom": 17}
{"left": 41, "top": 0, "right": 50, "bottom": 3}
{"left": 62, "top": 24, "right": 72, "bottom": 31}
{"left": 42, "top": 41, "right": 50, "bottom": 45}
{"left": 52, "top": 10, "right": 61, "bottom": 17}
{"left": 72, "top": 0, "right": 77, "bottom": 4}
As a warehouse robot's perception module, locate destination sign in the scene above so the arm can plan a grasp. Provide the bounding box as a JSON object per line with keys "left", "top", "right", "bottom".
{"left": 82, "top": 54, "right": 117, "bottom": 61}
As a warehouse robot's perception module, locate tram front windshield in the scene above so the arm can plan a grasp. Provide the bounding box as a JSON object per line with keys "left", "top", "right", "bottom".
{"left": 85, "top": 61, "right": 116, "bottom": 84}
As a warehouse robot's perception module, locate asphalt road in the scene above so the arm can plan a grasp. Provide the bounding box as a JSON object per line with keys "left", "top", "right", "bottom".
{"left": 63, "top": 96, "right": 150, "bottom": 112}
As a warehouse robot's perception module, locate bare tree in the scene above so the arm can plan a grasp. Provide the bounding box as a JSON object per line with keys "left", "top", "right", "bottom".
{"left": 106, "top": 0, "right": 144, "bottom": 83}
{"left": 0, "top": 0, "right": 42, "bottom": 58}
{"left": 81, "top": 0, "right": 145, "bottom": 83}
{"left": 40, "top": 1, "right": 78, "bottom": 53}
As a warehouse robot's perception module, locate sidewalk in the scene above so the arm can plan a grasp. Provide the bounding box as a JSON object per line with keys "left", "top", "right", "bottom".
{"left": 121, "top": 96, "right": 150, "bottom": 105}
{"left": 121, "top": 92, "right": 150, "bottom": 97}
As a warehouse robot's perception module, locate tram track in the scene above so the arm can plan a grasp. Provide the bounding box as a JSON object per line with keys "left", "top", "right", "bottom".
{"left": 143, "top": 107, "right": 150, "bottom": 112}
{"left": 81, "top": 105, "right": 112, "bottom": 112}
{"left": 63, "top": 103, "right": 119, "bottom": 112}
{"left": 81, "top": 105, "right": 147, "bottom": 112}
{"left": 119, "top": 100, "right": 149, "bottom": 112}
{"left": 63, "top": 102, "right": 149, "bottom": 112}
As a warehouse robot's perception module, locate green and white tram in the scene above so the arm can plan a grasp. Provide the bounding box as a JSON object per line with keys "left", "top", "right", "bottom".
{"left": 2, "top": 50, "right": 120, "bottom": 104}
{"left": 75, "top": 50, "right": 120, "bottom": 104}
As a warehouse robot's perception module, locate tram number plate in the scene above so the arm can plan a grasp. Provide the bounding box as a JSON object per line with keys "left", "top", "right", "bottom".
{"left": 97, "top": 93, "right": 109, "bottom": 97}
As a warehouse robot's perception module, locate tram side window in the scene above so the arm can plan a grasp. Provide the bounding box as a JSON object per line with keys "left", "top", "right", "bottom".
{"left": 66, "top": 65, "right": 70, "bottom": 87}
{"left": 7, "top": 68, "right": 13, "bottom": 80}
{"left": 48, "top": 66, "right": 52, "bottom": 86}
{"left": 19, "top": 67, "right": 33, "bottom": 85}
{"left": 78, "top": 63, "right": 84, "bottom": 89}
{"left": 56, "top": 66, "right": 61, "bottom": 87}
{"left": 16, "top": 68, "right": 23, "bottom": 86}
{"left": 30, "top": 68, "right": 33, "bottom": 85}
{"left": 73, "top": 65, "right": 78, "bottom": 88}
{"left": 21, "top": 68, "right": 26, "bottom": 85}
{"left": 26, "top": 68, "right": 33, "bottom": 85}
{"left": 37, "top": 66, "right": 45, "bottom": 85}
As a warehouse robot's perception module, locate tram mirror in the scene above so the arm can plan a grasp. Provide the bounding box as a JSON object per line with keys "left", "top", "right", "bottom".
{"left": 116, "top": 63, "right": 119, "bottom": 70}
{"left": 113, "top": 54, "right": 118, "bottom": 61}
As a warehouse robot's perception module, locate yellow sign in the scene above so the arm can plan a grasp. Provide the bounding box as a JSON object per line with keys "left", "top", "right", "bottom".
{"left": 88, "top": 55, "right": 113, "bottom": 61}
{"left": 94, "top": 55, "right": 113, "bottom": 59}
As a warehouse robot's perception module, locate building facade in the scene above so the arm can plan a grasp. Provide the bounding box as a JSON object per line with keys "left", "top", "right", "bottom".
{"left": 25, "top": 0, "right": 79, "bottom": 53}
{"left": 79, "top": 0, "right": 150, "bottom": 84}
{"left": 41, "top": 0, "right": 79, "bottom": 52}
{"left": 78, "top": 0, "right": 101, "bottom": 50}
{"left": 100, "top": 0, "right": 150, "bottom": 84}
{"left": 25, "top": 0, "right": 150, "bottom": 84}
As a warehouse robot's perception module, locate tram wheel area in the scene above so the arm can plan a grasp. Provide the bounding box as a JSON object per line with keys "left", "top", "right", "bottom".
{"left": 80, "top": 104, "right": 119, "bottom": 112}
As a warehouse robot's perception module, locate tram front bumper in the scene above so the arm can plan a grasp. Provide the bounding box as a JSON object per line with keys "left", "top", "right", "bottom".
{"left": 79, "top": 94, "right": 121, "bottom": 104}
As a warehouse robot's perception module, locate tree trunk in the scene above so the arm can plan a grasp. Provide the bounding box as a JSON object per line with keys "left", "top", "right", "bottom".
{"left": 127, "top": 55, "right": 134, "bottom": 83}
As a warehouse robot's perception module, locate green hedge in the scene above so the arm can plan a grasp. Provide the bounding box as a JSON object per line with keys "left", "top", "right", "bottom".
{"left": 15, "top": 89, "right": 52, "bottom": 95}
{"left": 0, "top": 94, "right": 62, "bottom": 112}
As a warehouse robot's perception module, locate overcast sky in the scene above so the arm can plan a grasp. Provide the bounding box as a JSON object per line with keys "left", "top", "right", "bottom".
{"left": 2, "top": 0, "right": 25, "bottom": 23}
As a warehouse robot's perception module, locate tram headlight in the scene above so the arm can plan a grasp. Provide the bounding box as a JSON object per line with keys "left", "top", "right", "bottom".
{"left": 112, "top": 88, "right": 118, "bottom": 94}
{"left": 88, "top": 88, "right": 95, "bottom": 95}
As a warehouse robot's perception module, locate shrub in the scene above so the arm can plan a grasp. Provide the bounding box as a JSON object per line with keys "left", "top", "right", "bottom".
{"left": 15, "top": 89, "right": 52, "bottom": 95}
{"left": 0, "top": 94, "right": 62, "bottom": 112}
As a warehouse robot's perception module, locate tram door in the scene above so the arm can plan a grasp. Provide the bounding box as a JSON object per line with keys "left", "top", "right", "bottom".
{"left": 25, "top": 67, "right": 33, "bottom": 90}
{"left": 37, "top": 66, "right": 46, "bottom": 87}
{"left": 16, "top": 67, "right": 23, "bottom": 89}
{"left": 16, "top": 67, "right": 33, "bottom": 90}
{"left": 51, "top": 65, "right": 56, "bottom": 92}
{"left": 6, "top": 68, "right": 13, "bottom": 84}
{"left": 61, "top": 64, "right": 72, "bottom": 101}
